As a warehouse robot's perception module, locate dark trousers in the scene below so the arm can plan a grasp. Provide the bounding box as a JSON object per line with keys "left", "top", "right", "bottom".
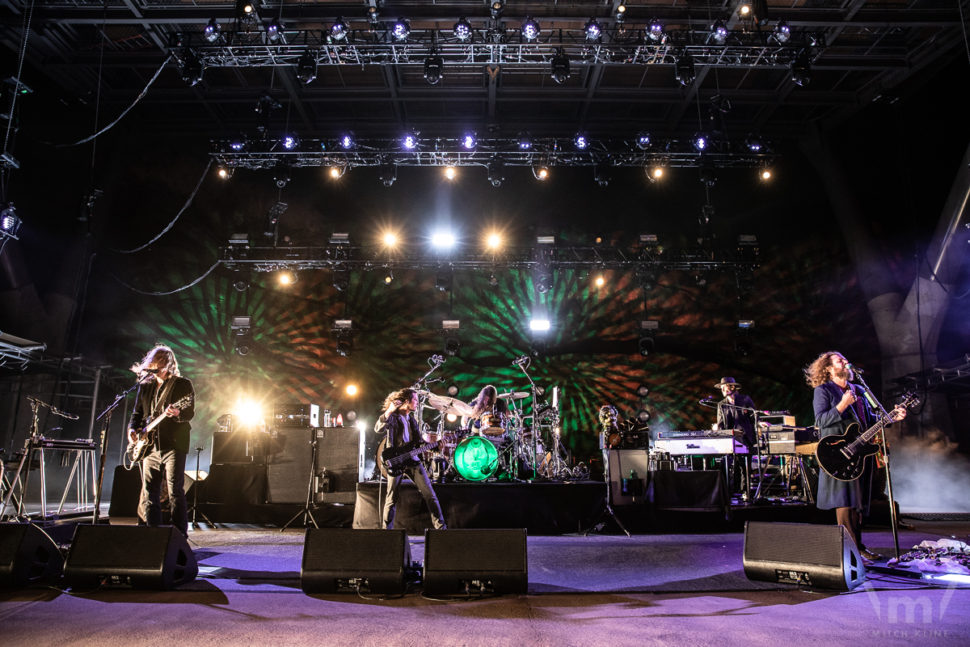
{"left": 140, "top": 448, "right": 188, "bottom": 536}
{"left": 383, "top": 463, "right": 446, "bottom": 530}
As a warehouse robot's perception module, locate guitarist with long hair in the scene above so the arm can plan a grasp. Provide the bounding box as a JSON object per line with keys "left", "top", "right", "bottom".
{"left": 374, "top": 388, "right": 447, "bottom": 531}
{"left": 127, "top": 345, "right": 195, "bottom": 537}
{"left": 804, "top": 351, "right": 905, "bottom": 563}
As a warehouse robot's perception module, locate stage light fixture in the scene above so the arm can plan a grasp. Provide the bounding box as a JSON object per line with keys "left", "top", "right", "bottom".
{"left": 345, "top": 384, "right": 359, "bottom": 396}
{"left": 521, "top": 17, "right": 540, "bottom": 41}
{"left": 532, "top": 165, "right": 550, "bottom": 181}
{"left": 204, "top": 18, "right": 221, "bottom": 43}
{"left": 273, "top": 162, "right": 291, "bottom": 188}
{"left": 636, "top": 132, "right": 651, "bottom": 149}
{"left": 431, "top": 230, "right": 457, "bottom": 250}
{"left": 443, "top": 166, "right": 458, "bottom": 181}
{"left": 537, "top": 236, "right": 555, "bottom": 245}
{"left": 593, "top": 166, "right": 610, "bottom": 187}
{"left": 229, "top": 137, "right": 247, "bottom": 151}
{"left": 339, "top": 133, "right": 356, "bottom": 150}
{"left": 367, "top": 6, "right": 380, "bottom": 25}
{"left": 738, "top": 3, "right": 752, "bottom": 18}
{"left": 446, "top": 384, "right": 460, "bottom": 397}
{"left": 529, "top": 318, "right": 551, "bottom": 332}
{"left": 234, "top": 399, "right": 263, "bottom": 427}
{"left": 594, "top": 274, "right": 606, "bottom": 288}
{"left": 332, "top": 269, "right": 350, "bottom": 291}
{"left": 636, "top": 385, "right": 650, "bottom": 398}
{"left": 699, "top": 159, "right": 717, "bottom": 187}
{"left": 461, "top": 133, "right": 477, "bottom": 150}
{"left": 391, "top": 17, "right": 410, "bottom": 41}
{"left": 487, "top": 159, "right": 505, "bottom": 187}
{"left": 773, "top": 21, "right": 791, "bottom": 43}
{"left": 791, "top": 51, "right": 812, "bottom": 86}
{"left": 335, "top": 338, "right": 353, "bottom": 357}
{"left": 379, "top": 163, "right": 397, "bottom": 186}
{"left": 444, "top": 336, "right": 462, "bottom": 356}
{"left": 550, "top": 49, "right": 571, "bottom": 84}
{"left": 424, "top": 51, "right": 444, "bottom": 85}
{"left": 281, "top": 133, "right": 300, "bottom": 150}
{"left": 277, "top": 270, "right": 297, "bottom": 286}
{"left": 454, "top": 17, "right": 472, "bottom": 41}
{"left": 489, "top": 1, "right": 505, "bottom": 20}
{"left": 573, "top": 133, "right": 589, "bottom": 150}
{"left": 692, "top": 133, "right": 709, "bottom": 152}
{"left": 382, "top": 231, "right": 399, "bottom": 248}
{"left": 237, "top": 0, "right": 256, "bottom": 18}
{"left": 329, "top": 232, "right": 350, "bottom": 245}
{"left": 534, "top": 265, "right": 553, "bottom": 293}
{"left": 759, "top": 165, "right": 773, "bottom": 181}
{"left": 485, "top": 231, "right": 503, "bottom": 250}
{"left": 517, "top": 132, "right": 533, "bottom": 150}
{"left": 674, "top": 53, "right": 695, "bottom": 86}
{"left": 333, "top": 319, "right": 353, "bottom": 331}
{"left": 435, "top": 268, "right": 453, "bottom": 292}
{"left": 646, "top": 165, "right": 665, "bottom": 182}
{"left": 217, "top": 165, "right": 232, "bottom": 179}
{"left": 383, "top": 268, "right": 394, "bottom": 284}
{"left": 230, "top": 315, "right": 253, "bottom": 356}
{"left": 179, "top": 49, "right": 204, "bottom": 86}
{"left": 266, "top": 18, "right": 283, "bottom": 42}
{"left": 638, "top": 320, "right": 658, "bottom": 356}
{"left": 745, "top": 135, "right": 763, "bottom": 152}
{"left": 296, "top": 50, "right": 317, "bottom": 84}
{"left": 0, "top": 204, "right": 21, "bottom": 239}
{"left": 647, "top": 18, "right": 664, "bottom": 42}
{"left": 330, "top": 17, "right": 350, "bottom": 41}
{"left": 636, "top": 409, "right": 650, "bottom": 423}
{"left": 328, "top": 165, "right": 346, "bottom": 180}
{"left": 711, "top": 20, "right": 729, "bottom": 44}
{"left": 615, "top": 3, "right": 627, "bottom": 23}
{"left": 402, "top": 132, "right": 419, "bottom": 150}
{"left": 584, "top": 18, "right": 602, "bottom": 41}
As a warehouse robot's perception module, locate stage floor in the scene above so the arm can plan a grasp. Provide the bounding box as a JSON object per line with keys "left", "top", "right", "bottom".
{"left": 2, "top": 521, "right": 969, "bottom": 646}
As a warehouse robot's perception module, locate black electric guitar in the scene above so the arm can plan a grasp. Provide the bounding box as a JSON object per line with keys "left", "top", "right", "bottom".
{"left": 381, "top": 438, "right": 441, "bottom": 477}
{"left": 126, "top": 394, "right": 194, "bottom": 463}
{"left": 815, "top": 391, "right": 918, "bottom": 481}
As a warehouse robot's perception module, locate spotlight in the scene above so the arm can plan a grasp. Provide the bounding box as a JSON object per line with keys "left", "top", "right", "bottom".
{"left": 573, "top": 133, "right": 589, "bottom": 150}
{"left": 236, "top": 0, "right": 256, "bottom": 19}
{"left": 0, "top": 204, "right": 21, "bottom": 239}
{"left": 773, "top": 21, "right": 791, "bottom": 43}
{"left": 217, "top": 165, "right": 232, "bottom": 180}
{"left": 534, "top": 266, "right": 553, "bottom": 293}
{"left": 231, "top": 315, "right": 253, "bottom": 356}
{"left": 759, "top": 165, "right": 773, "bottom": 181}
{"left": 584, "top": 19, "right": 602, "bottom": 41}
{"left": 638, "top": 320, "right": 658, "bottom": 356}
{"left": 203, "top": 18, "right": 221, "bottom": 43}
{"left": 328, "top": 165, "right": 346, "bottom": 180}
{"left": 487, "top": 159, "right": 505, "bottom": 187}
{"left": 636, "top": 385, "right": 650, "bottom": 398}
{"left": 738, "top": 3, "right": 752, "bottom": 18}
{"left": 517, "top": 132, "right": 533, "bottom": 150}
{"left": 339, "top": 133, "right": 356, "bottom": 150}
{"left": 454, "top": 17, "right": 472, "bottom": 42}
{"left": 391, "top": 17, "right": 410, "bottom": 41}
{"left": 711, "top": 20, "right": 729, "bottom": 44}
{"left": 692, "top": 133, "right": 709, "bottom": 152}
{"left": 278, "top": 270, "right": 297, "bottom": 286}
{"left": 461, "top": 133, "right": 477, "bottom": 150}
{"left": 367, "top": 6, "right": 380, "bottom": 25}
{"left": 345, "top": 384, "right": 358, "bottom": 396}
{"left": 529, "top": 318, "right": 551, "bottom": 332}
{"left": 330, "top": 17, "right": 350, "bottom": 42}
{"left": 335, "top": 338, "right": 353, "bottom": 357}
{"left": 745, "top": 135, "right": 763, "bottom": 152}
{"left": 229, "top": 136, "right": 247, "bottom": 151}
{"left": 179, "top": 49, "right": 204, "bottom": 86}
{"left": 383, "top": 268, "right": 394, "bottom": 284}
{"left": 593, "top": 166, "right": 610, "bottom": 187}
{"left": 490, "top": 1, "right": 505, "bottom": 21}
{"left": 424, "top": 51, "right": 444, "bottom": 85}
{"left": 674, "top": 53, "right": 695, "bottom": 86}
{"left": 594, "top": 274, "right": 606, "bottom": 288}
{"left": 446, "top": 384, "right": 460, "bottom": 397}
{"left": 485, "top": 230, "right": 503, "bottom": 250}
{"left": 532, "top": 165, "right": 550, "bottom": 181}
{"left": 646, "top": 165, "right": 665, "bottom": 182}
{"left": 381, "top": 231, "right": 399, "bottom": 248}
{"left": 435, "top": 268, "right": 453, "bottom": 292}
{"left": 281, "top": 133, "right": 300, "bottom": 150}
{"left": 444, "top": 336, "right": 462, "bottom": 356}
{"left": 636, "top": 409, "right": 650, "bottom": 423}
{"left": 443, "top": 166, "right": 458, "bottom": 181}
{"left": 647, "top": 18, "right": 664, "bottom": 42}
{"left": 234, "top": 399, "right": 263, "bottom": 426}
{"left": 379, "top": 163, "right": 397, "bottom": 186}
{"left": 266, "top": 18, "right": 283, "bottom": 42}
{"left": 401, "top": 132, "right": 419, "bottom": 150}
{"left": 296, "top": 50, "right": 317, "bottom": 84}
{"left": 550, "top": 48, "right": 570, "bottom": 84}
{"left": 273, "top": 162, "right": 291, "bottom": 188}
{"left": 332, "top": 269, "right": 350, "bottom": 291}
{"left": 791, "top": 51, "right": 812, "bottom": 87}
{"left": 615, "top": 3, "right": 627, "bottom": 23}
{"left": 431, "top": 230, "right": 456, "bottom": 250}
{"left": 636, "top": 132, "right": 651, "bottom": 149}
{"left": 521, "top": 17, "right": 540, "bottom": 41}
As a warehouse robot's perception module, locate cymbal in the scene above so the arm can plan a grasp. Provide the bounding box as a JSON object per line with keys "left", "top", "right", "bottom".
{"left": 424, "top": 393, "right": 475, "bottom": 417}
{"left": 498, "top": 391, "right": 530, "bottom": 400}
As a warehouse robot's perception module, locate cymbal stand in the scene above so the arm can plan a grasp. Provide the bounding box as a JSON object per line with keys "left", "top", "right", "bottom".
{"left": 514, "top": 358, "right": 540, "bottom": 480}
{"left": 280, "top": 428, "right": 319, "bottom": 532}
{"left": 544, "top": 413, "right": 569, "bottom": 480}
{"left": 188, "top": 445, "right": 215, "bottom": 529}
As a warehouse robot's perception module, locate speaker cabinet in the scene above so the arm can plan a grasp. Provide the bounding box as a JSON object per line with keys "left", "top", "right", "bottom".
{"left": 300, "top": 528, "right": 410, "bottom": 594}
{"left": 267, "top": 427, "right": 360, "bottom": 504}
{"left": 423, "top": 529, "right": 528, "bottom": 595}
{"left": 64, "top": 525, "right": 198, "bottom": 590}
{"left": 606, "top": 449, "right": 649, "bottom": 505}
{"left": 743, "top": 521, "right": 866, "bottom": 591}
{"left": 108, "top": 464, "right": 142, "bottom": 519}
{"left": 0, "top": 523, "right": 64, "bottom": 587}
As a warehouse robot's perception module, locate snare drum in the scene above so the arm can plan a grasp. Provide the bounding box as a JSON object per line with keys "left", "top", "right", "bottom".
{"left": 478, "top": 411, "right": 507, "bottom": 437}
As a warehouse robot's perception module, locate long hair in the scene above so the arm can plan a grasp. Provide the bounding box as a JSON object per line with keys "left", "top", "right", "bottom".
{"left": 132, "top": 344, "right": 180, "bottom": 377}
{"left": 470, "top": 385, "right": 507, "bottom": 416}
{"left": 382, "top": 388, "right": 416, "bottom": 412}
{"left": 804, "top": 351, "right": 842, "bottom": 388}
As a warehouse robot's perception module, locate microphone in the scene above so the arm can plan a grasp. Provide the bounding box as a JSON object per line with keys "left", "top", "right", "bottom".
{"left": 512, "top": 355, "right": 530, "bottom": 366}
{"left": 846, "top": 362, "right": 864, "bottom": 375}
{"left": 430, "top": 354, "right": 445, "bottom": 365}
{"left": 141, "top": 368, "right": 160, "bottom": 374}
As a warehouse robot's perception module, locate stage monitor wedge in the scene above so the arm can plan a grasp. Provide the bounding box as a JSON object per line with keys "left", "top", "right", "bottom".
{"left": 424, "top": 528, "right": 528, "bottom": 595}
{"left": 63, "top": 525, "right": 198, "bottom": 590}
{"left": 301, "top": 528, "right": 411, "bottom": 594}
{"left": 743, "top": 521, "right": 865, "bottom": 591}
{"left": 0, "top": 523, "right": 64, "bottom": 588}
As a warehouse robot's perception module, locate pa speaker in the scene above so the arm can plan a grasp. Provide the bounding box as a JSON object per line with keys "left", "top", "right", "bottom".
{"left": 301, "top": 528, "right": 410, "bottom": 594}
{"left": 743, "top": 521, "right": 865, "bottom": 591}
{"left": 0, "top": 523, "right": 64, "bottom": 588}
{"left": 424, "top": 528, "right": 528, "bottom": 595}
{"left": 63, "top": 525, "right": 198, "bottom": 590}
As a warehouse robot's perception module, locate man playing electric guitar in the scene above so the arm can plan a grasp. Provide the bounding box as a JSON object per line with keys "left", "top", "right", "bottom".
{"left": 373, "top": 388, "right": 447, "bottom": 531}
{"left": 127, "top": 345, "right": 195, "bottom": 537}
{"left": 804, "top": 351, "right": 906, "bottom": 563}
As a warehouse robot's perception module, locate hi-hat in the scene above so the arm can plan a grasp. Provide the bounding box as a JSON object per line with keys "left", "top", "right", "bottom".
{"left": 498, "top": 391, "right": 529, "bottom": 400}
{"left": 425, "top": 393, "right": 475, "bottom": 417}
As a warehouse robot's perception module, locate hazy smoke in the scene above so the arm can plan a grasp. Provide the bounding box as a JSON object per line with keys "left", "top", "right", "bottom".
{"left": 891, "top": 429, "right": 970, "bottom": 513}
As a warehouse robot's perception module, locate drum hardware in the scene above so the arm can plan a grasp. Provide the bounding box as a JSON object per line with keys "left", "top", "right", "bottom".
{"left": 497, "top": 391, "right": 529, "bottom": 400}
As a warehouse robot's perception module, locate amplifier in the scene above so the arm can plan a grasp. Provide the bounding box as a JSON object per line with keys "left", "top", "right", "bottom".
{"left": 273, "top": 403, "right": 320, "bottom": 428}
{"left": 764, "top": 426, "right": 819, "bottom": 454}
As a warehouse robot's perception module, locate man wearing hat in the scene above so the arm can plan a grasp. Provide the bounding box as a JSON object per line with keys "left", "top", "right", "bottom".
{"left": 714, "top": 377, "right": 756, "bottom": 449}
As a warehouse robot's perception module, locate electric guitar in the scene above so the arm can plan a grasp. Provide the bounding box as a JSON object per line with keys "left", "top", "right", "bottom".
{"left": 126, "top": 394, "right": 193, "bottom": 463}
{"left": 381, "top": 438, "right": 441, "bottom": 477}
{"left": 815, "top": 391, "right": 918, "bottom": 481}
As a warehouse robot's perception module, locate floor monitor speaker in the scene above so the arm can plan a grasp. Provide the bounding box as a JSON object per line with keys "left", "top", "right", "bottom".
{"left": 301, "top": 528, "right": 410, "bottom": 594}
{"left": 423, "top": 528, "right": 528, "bottom": 595}
{"left": 743, "top": 521, "right": 865, "bottom": 591}
{"left": 0, "top": 523, "right": 64, "bottom": 587}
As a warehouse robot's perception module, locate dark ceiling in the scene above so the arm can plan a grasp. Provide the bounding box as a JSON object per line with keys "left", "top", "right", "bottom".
{"left": 3, "top": 0, "right": 967, "bottom": 146}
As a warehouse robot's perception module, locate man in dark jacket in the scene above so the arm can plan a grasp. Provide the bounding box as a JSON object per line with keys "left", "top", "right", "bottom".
{"left": 127, "top": 345, "right": 194, "bottom": 536}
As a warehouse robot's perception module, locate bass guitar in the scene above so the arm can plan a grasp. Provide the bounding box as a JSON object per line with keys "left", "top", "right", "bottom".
{"left": 126, "top": 394, "right": 194, "bottom": 463}
{"left": 381, "top": 438, "right": 441, "bottom": 477}
{"left": 815, "top": 391, "right": 918, "bottom": 481}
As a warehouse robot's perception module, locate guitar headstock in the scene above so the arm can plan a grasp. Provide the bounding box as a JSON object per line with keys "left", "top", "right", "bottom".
{"left": 898, "top": 391, "right": 920, "bottom": 410}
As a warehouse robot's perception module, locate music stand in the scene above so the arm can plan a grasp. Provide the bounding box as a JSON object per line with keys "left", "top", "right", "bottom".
{"left": 187, "top": 445, "right": 215, "bottom": 529}
{"left": 280, "top": 428, "right": 319, "bottom": 532}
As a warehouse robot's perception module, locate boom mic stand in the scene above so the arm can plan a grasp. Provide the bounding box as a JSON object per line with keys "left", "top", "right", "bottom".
{"left": 583, "top": 434, "right": 630, "bottom": 537}
{"left": 280, "top": 428, "right": 320, "bottom": 532}
{"left": 187, "top": 444, "right": 215, "bottom": 529}
{"left": 513, "top": 357, "right": 540, "bottom": 480}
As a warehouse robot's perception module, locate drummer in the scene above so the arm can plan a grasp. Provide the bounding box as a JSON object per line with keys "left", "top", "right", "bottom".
{"left": 461, "top": 385, "right": 509, "bottom": 434}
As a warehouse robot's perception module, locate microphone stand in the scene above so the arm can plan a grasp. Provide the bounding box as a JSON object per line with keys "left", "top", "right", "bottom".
{"left": 853, "top": 372, "right": 902, "bottom": 560}
{"left": 514, "top": 359, "right": 540, "bottom": 480}
{"left": 188, "top": 444, "right": 215, "bottom": 529}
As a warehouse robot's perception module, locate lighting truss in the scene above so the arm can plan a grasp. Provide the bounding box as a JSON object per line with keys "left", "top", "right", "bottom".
{"left": 211, "top": 136, "right": 772, "bottom": 170}
{"left": 170, "top": 27, "right": 820, "bottom": 71}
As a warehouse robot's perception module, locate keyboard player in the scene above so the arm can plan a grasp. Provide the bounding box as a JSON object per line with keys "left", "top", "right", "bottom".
{"left": 712, "top": 377, "right": 756, "bottom": 499}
